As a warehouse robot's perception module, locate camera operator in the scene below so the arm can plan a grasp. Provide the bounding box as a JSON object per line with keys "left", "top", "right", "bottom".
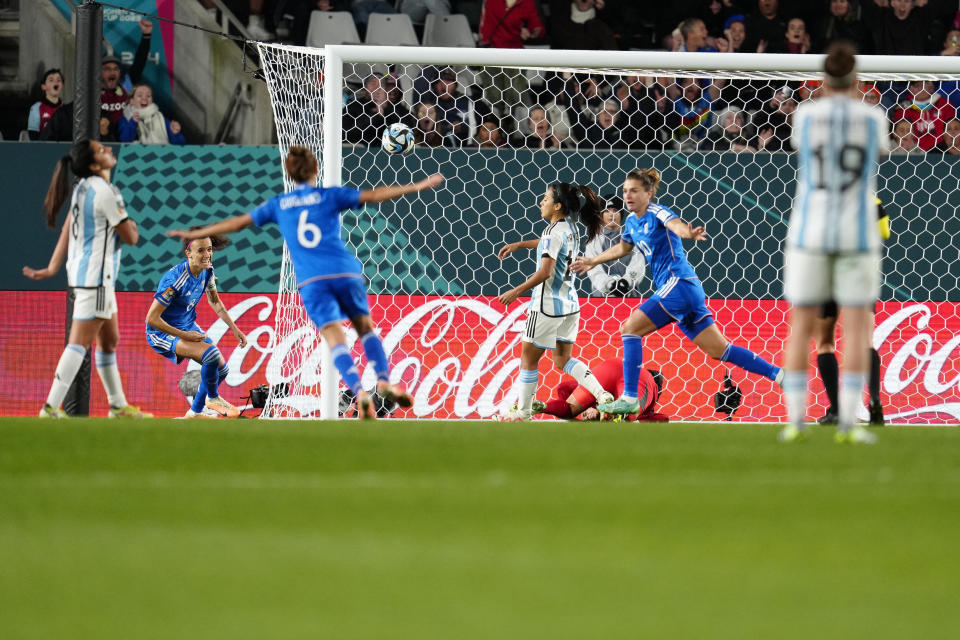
{"left": 582, "top": 195, "right": 646, "bottom": 297}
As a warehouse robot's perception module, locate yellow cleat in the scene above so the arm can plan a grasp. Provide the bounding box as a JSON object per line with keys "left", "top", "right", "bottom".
{"left": 835, "top": 425, "right": 877, "bottom": 445}
{"left": 39, "top": 405, "right": 68, "bottom": 419}
{"left": 108, "top": 405, "right": 153, "bottom": 418}
{"left": 778, "top": 424, "right": 809, "bottom": 443}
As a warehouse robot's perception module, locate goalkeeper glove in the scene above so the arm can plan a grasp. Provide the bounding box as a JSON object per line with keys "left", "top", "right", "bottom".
{"left": 605, "top": 277, "right": 631, "bottom": 297}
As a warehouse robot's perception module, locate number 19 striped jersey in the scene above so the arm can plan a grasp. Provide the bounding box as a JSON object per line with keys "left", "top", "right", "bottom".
{"left": 790, "top": 95, "right": 890, "bottom": 253}
{"left": 65, "top": 176, "right": 129, "bottom": 288}
{"left": 531, "top": 220, "right": 579, "bottom": 317}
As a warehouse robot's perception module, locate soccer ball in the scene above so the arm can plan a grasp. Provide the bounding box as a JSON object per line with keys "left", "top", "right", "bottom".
{"left": 381, "top": 123, "right": 415, "bottom": 155}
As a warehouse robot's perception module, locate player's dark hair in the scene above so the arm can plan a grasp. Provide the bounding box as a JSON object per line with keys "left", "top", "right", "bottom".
{"left": 550, "top": 182, "right": 603, "bottom": 241}
{"left": 647, "top": 369, "right": 664, "bottom": 396}
{"left": 285, "top": 146, "right": 318, "bottom": 184}
{"left": 626, "top": 168, "right": 662, "bottom": 197}
{"left": 43, "top": 139, "right": 98, "bottom": 228}
{"left": 824, "top": 40, "right": 857, "bottom": 89}
{"left": 183, "top": 225, "right": 231, "bottom": 254}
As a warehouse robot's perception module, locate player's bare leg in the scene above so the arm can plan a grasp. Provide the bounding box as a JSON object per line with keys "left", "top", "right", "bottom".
{"left": 600, "top": 309, "right": 655, "bottom": 418}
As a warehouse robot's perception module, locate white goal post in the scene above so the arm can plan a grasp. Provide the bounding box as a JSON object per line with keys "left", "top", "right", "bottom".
{"left": 256, "top": 42, "right": 960, "bottom": 423}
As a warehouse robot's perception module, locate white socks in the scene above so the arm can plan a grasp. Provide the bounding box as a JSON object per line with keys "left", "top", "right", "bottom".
{"left": 46, "top": 344, "right": 87, "bottom": 409}
{"left": 516, "top": 369, "right": 538, "bottom": 414}
{"left": 96, "top": 350, "right": 127, "bottom": 409}
{"left": 839, "top": 372, "right": 867, "bottom": 431}
{"left": 782, "top": 370, "right": 808, "bottom": 428}
{"left": 563, "top": 358, "right": 606, "bottom": 400}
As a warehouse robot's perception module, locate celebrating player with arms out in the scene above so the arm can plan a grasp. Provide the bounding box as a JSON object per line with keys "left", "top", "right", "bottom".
{"left": 534, "top": 357, "right": 669, "bottom": 422}
{"left": 780, "top": 41, "right": 889, "bottom": 444}
{"left": 146, "top": 230, "right": 247, "bottom": 418}
{"left": 497, "top": 182, "right": 614, "bottom": 421}
{"left": 573, "top": 168, "right": 782, "bottom": 419}
{"left": 169, "top": 146, "right": 443, "bottom": 419}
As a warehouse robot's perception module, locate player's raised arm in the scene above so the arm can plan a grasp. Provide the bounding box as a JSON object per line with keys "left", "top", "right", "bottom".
{"left": 497, "top": 238, "right": 539, "bottom": 260}
{"left": 167, "top": 214, "right": 253, "bottom": 241}
{"left": 23, "top": 217, "right": 70, "bottom": 280}
{"left": 359, "top": 174, "right": 444, "bottom": 204}
{"left": 665, "top": 217, "right": 708, "bottom": 241}
{"left": 572, "top": 240, "right": 633, "bottom": 273}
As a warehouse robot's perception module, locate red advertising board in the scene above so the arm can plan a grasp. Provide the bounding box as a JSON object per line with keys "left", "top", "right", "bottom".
{"left": 2, "top": 292, "right": 958, "bottom": 422}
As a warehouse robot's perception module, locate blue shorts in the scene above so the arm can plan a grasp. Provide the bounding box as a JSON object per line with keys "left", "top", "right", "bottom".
{"left": 299, "top": 276, "right": 370, "bottom": 328}
{"left": 146, "top": 325, "right": 212, "bottom": 364}
{"left": 638, "top": 277, "right": 715, "bottom": 341}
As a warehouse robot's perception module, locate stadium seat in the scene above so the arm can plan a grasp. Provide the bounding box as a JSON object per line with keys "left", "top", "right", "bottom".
{"left": 422, "top": 14, "right": 475, "bottom": 48}
{"left": 305, "top": 11, "right": 361, "bottom": 47}
{"left": 364, "top": 13, "right": 419, "bottom": 46}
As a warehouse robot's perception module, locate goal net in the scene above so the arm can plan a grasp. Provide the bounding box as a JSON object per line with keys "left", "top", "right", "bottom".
{"left": 255, "top": 43, "right": 960, "bottom": 424}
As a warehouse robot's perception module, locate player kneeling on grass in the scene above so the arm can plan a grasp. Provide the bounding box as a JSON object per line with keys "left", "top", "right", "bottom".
{"left": 146, "top": 230, "right": 247, "bottom": 418}
{"left": 535, "top": 357, "right": 669, "bottom": 422}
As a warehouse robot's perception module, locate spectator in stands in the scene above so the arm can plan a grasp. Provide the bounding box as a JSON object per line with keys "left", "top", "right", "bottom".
{"left": 522, "top": 106, "right": 563, "bottom": 149}
{"left": 529, "top": 76, "right": 575, "bottom": 145}
{"left": 548, "top": 0, "right": 618, "bottom": 50}
{"left": 100, "top": 55, "right": 129, "bottom": 139}
{"left": 753, "top": 85, "right": 796, "bottom": 151}
{"left": 672, "top": 77, "right": 725, "bottom": 147}
{"left": 621, "top": 75, "right": 673, "bottom": 149}
{"left": 744, "top": 0, "right": 787, "bottom": 53}
{"left": 720, "top": 13, "right": 748, "bottom": 52}
{"left": 862, "top": 0, "right": 939, "bottom": 56}
{"left": 937, "top": 30, "right": 960, "bottom": 108}
{"left": 796, "top": 79, "right": 823, "bottom": 103}
{"left": 701, "top": 0, "right": 745, "bottom": 40}
{"left": 677, "top": 16, "right": 718, "bottom": 52}
{"left": 860, "top": 82, "right": 883, "bottom": 106}
{"left": 429, "top": 67, "right": 476, "bottom": 144}
{"left": 574, "top": 99, "right": 628, "bottom": 149}
{"left": 407, "top": 102, "right": 447, "bottom": 147}
{"left": 700, "top": 106, "right": 756, "bottom": 151}
{"left": 472, "top": 113, "right": 508, "bottom": 148}
{"left": 27, "top": 69, "right": 65, "bottom": 141}
{"left": 118, "top": 84, "right": 186, "bottom": 145}
{"left": 890, "top": 117, "right": 919, "bottom": 154}
{"left": 893, "top": 79, "right": 957, "bottom": 151}
{"left": 399, "top": 0, "right": 451, "bottom": 26}
{"left": 38, "top": 102, "right": 74, "bottom": 142}
{"left": 344, "top": 72, "right": 409, "bottom": 145}
{"left": 582, "top": 194, "right": 646, "bottom": 297}
{"left": 479, "top": 0, "right": 544, "bottom": 48}
{"left": 813, "top": 0, "right": 871, "bottom": 53}
{"left": 934, "top": 117, "right": 960, "bottom": 154}
{"left": 351, "top": 0, "right": 396, "bottom": 38}
{"left": 784, "top": 16, "right": 811, "bottom": 53}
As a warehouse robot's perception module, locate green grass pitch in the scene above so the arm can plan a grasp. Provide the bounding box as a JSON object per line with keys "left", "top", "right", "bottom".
{"left": 1, "top": 418, "right": 958, "bottom": 639}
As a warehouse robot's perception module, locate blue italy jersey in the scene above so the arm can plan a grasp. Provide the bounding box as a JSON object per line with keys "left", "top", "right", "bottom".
{"left": 621, "top": 203, "right": 698, "bottom": 289}
{"left": 249, "top": 183, "right": 363, "bottom": 287}
{"left": 152, "top": 260, "right": 215, "bottom": 331}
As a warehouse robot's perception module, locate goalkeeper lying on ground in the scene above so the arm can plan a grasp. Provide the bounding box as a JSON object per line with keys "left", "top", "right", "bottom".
{"left": 534, "top": 357, "right": 669, "bottom": 421}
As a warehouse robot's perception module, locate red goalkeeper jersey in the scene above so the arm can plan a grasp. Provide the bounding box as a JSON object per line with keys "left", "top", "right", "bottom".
{"left": 556, "top": 358, "right": 664, "bottom": 421}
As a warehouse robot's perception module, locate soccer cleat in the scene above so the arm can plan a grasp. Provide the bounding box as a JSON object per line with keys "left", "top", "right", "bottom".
{"left": 531, "top": 400, "right": 547, "bottom": 414}
{"left": 835, "top": 425, "right": 878, "bottom": 445}
{"left": 497, "top": 407, "right": 531, "bottom": 422}
{"left": 180, "top": 407, "right": 221, "bottom": 419}
{"left": 204, "top": 396, "right": 240, "bottom": 419}
{"left": 774, "top": 368, "right": 785, "bottom": 388}
{"left": 109, "top": 404, "right": 153, "bottom": 418}
{"left": 355, "top": 392, "right": 377, "bottom": 419}
{"left": 597, "top": 396, "right": 640, "bottom": 418}
{"left": 39, "top": 404, "right": 67, "bottom": 419}
{"left": 597, "top": 391, "right": 615, "bottom": 406}
{"left": 868, "top": 398, "right": 885, "bottom": 427}
{"left": 376, "top": 382, "right": 413, "bottom": 408}
{"left": 817, "top": 410, "right": 838, "bottom": 425}
{"left": 778, "top": 424, "right": 809, "bottom": 443}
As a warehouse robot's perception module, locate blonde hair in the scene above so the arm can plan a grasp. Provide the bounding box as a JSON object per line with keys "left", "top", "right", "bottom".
{"left": 625, "top": 168, "right": 662, "bottom": 195}
{"left": 285, "top": 146, "right": 318, "bottom": 184}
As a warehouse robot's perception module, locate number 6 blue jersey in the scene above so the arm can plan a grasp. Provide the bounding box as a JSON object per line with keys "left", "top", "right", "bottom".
{"left": 249, "top": 183, "right": 363, "bottom": 287}
{"left": 790, "top": 96, "right": 890, "bottom": 253}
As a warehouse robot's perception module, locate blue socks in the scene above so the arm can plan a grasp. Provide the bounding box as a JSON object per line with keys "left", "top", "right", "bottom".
{"left": 720, "top": 344, "right": 779, "bottom": 381}
{"left": 191, "top": 346, "right": 223, "bottom": 412}
{"left": 622, "top": 334, "right": 643, "bottom": 400}
{"left": 331, "top": 343, "right": 362, "bottom": 395}
{"left": 360, "top": 332, "right": 389, "bottom": 383}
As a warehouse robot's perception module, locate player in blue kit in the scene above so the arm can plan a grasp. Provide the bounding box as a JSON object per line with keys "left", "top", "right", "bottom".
{"left": 168, "top": 146, "right": 444, "bottom": 419}
{"left": 573, "top": 168, "right": 783, "bottom": 418}
{"left": 146, "top": 230, "right": 248, "bottom": 418}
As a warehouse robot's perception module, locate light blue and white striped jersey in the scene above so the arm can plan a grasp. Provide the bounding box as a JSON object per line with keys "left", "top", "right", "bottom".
{"left": 530, "top": 220, "right": 580, "bottom": 317}
{"left": 64, "top": 176, "right": 129, "bottom": 288}
{"left": 790, "top": 95, "right": 889, "bottom": 253}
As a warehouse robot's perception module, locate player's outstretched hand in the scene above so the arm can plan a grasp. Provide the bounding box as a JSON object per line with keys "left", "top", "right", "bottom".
{"left": 497, "top": 243, "right": 518, "bottom": 260}
{"left": 688, "top": 224, "right": 708, "bottom": 241}
{"left": 419, "top": 174, "right": 444, "bottom": 190}
{"left": 167, "top": 229, "right": 189, "bottom": 240}
{"left": 233, "top": 327, "right": 248, "bottom": 348}
{"left": 183, "top": 331, "right": 206, "bottom": 342}
{"left": 571, "top": 256, "right": 593, "bottom": 273}
{"left": 498, "top": 288, "right": 520, "bottom": 306}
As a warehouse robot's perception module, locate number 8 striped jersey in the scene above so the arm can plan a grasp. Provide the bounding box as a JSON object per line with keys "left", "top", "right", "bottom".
{"left": 531, "top": 220, "right": 579, "bottom": 317}
{"left": 65, "top": 175, "right": 129, "bottom": 288}
{"left": 789, "top": 95, "right": 889, "bottom": 253}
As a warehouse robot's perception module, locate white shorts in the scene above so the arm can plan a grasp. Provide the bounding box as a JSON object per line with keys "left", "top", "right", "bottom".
{"left": 521, "top": 310, "right": 579, "bottom": 350}
{"left": 783, "top": 250, "right": 880, "bottom": 307}
{"left": 72, "top": 286, "right": 117, "bottom": 320}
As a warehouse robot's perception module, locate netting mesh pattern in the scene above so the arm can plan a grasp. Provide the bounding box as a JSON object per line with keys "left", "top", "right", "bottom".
{"left": 256, "top": 44, "right": 960, "bottom": 422}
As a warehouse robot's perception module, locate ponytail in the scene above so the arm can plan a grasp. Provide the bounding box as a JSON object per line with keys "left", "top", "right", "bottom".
{"left": 43, "top": 139, "right": 97, "bottom": 228}
{"left": 549, "top": 182, "right": 604, "bottom": 242}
